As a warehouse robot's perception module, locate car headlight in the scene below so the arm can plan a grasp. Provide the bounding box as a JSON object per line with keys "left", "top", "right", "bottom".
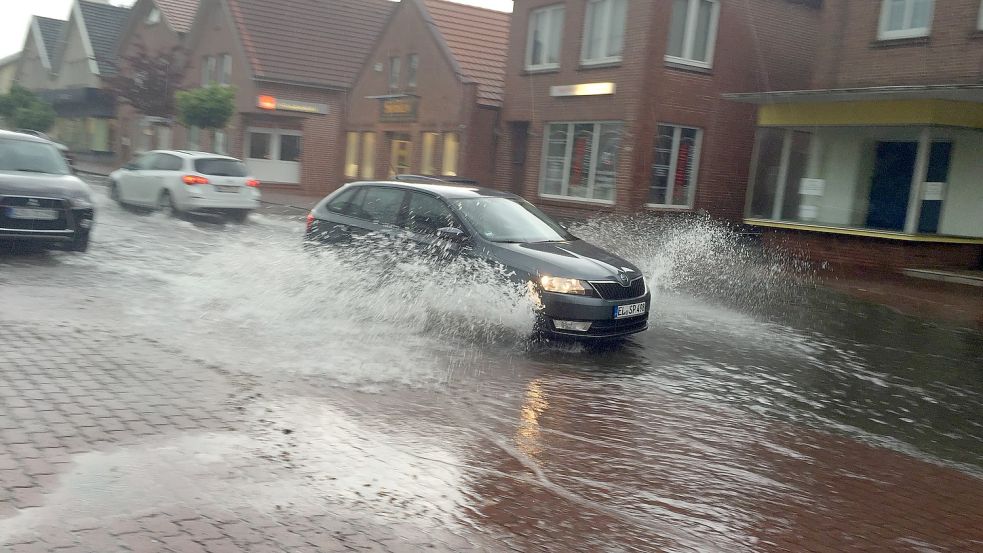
{"left": 539, "top": 275, "right": 592, "bottom": 296}
{"left": 69, "top": 197, "right": 94, "bottom": 209}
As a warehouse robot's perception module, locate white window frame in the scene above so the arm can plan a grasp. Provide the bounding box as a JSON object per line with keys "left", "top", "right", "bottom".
{"left": 219, "top": 54, "right": 232, "bottom": 86}
{"left": 538, "top": 121, "right": 622, "bottom": 205}
{"left": 525, "top": 5, "right": 565, "bottom": 71}
{"left": 878, "top": 0, "right": 934, "bottom": 40}
{"left": 202, "top": 56, "right": 215, "bottom": 86}
{"left": 646, "top": 124, "right": 703, "bottom": 209}
{"left": 581, "top": 0, "right": 627, "bottom": 65}
{"left": 407, "top": 54, "right": 419, "bottom": 89}
{"left": 664, "top": 0, "right": 720, "bottom": 69}
{"left": 389, "top": 56, "right": 401, "bottom": 91}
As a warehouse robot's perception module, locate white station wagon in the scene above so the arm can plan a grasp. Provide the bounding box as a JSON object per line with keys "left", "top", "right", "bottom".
{"left": 109, "top": 150, "right": 261, "bottom": 221}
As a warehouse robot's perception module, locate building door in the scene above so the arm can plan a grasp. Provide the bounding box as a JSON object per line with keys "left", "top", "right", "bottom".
{"left": 389, "top": 133, "right": 412, "bottom": 177}
{"left": 866, "top": 141, "right": 917, "bottom": 231}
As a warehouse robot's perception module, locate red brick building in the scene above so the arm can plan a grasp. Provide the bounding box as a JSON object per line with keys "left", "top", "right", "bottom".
{"left": 497, "top": 0, "right": 821, "bottom": 221}
{"left": 176, "top": 0, "right": 393, "bottom": 195}
{"left": 729, "top": 0, "right": 983, "bottom": 270}
{"left": 343, "top": 0, "right": 509, "bottom": 186}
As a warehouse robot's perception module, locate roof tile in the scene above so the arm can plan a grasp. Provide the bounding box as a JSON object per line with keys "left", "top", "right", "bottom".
{"left": 155, "top": 0, "right": 199, "bottom": 34}
{"left": 79, "top": 0, "right": 131, "bottom": 75}
{"left": 35, "top": 17, "right": 67, "bottom": 66}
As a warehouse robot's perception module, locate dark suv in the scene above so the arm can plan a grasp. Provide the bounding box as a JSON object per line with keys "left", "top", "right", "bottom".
{"left": 304, "top": 179, "right": 650, "bottom": 340}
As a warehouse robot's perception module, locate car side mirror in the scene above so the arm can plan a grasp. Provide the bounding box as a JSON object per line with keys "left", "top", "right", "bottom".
{"left": 436, "top": 227, "right": 465, "bottom": 241}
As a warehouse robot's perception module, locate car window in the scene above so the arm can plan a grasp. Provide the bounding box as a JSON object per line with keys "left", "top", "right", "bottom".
{"left": 406, "top": 192, "right": 457, "bottom": 235}
{"left": 453, "top": 197, "right": 574, "bottom": 243}
{"left": 360, "top": 187, "right": 406, "bottom": 226}
{"left": 152, "top": 153, "right": 184, "bottom": 171}
{"left": 326, "top": 187, "right": 358, "bottom": 214}
{"left": 0, "top": 138, "right": 71, "bottom": 175}
{"left": 132, "top": 153, "right": 157, "bottom": 170}
{"left": 195, "top": 158, "right": 248, "bottom": 177}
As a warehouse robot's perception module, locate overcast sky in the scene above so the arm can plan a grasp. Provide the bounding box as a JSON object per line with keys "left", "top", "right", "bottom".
{"left": 0, "top": 0, "right": 513, "bottom": 60}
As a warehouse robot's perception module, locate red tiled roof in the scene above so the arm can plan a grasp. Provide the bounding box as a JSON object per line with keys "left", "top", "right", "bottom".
{"left": 423, "top": 0, "right": 509, "bottom": 106}
{"left": 227, "top": 0, "right": 395, "bottom": 89}
{"left": 155, "top": 0, "right": 199, "bottom": 34}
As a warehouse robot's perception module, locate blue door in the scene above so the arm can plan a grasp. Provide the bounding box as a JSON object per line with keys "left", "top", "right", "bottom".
{"left": 866, "top": 142, "right": 917, "bottom": 231}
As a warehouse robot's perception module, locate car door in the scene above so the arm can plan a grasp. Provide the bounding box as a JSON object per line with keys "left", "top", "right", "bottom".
{"left": 356, "top": 186, "right": 410, "bottom": 250}
{"left": 117, "top": 153, "right": 155, "bottom": 205}
{"left": 143, "top": 153, "right": 183, "bottom": 205}
{"left": 404, "top": 191, "right": 466, "bottom": 260}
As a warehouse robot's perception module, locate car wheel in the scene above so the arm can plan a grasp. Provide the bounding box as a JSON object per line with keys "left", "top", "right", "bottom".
{"left": 228, "top": 210, "right": 251, "bottom": 223}
{"left": 108, "top": 181, "right": 121, "bottom": 203}
{"left": 158, "top": 190, "right": 177, "bottom": 217}
{"left": 70, "top": 232, "right": 90, "bottom": 252}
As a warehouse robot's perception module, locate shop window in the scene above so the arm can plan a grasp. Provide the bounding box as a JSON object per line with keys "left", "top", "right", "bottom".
{"left": 188, "top": 126, "right": 200, "bottom": 150}
{"left": 249, "top": 132, "right": 272, "bottom": 159}
{"left": 390, "top": 133, "right": 412, "bottom": 177}
{"left": 665, "top": 0, "right": 719, "bottom": 68}
{"left": 649, "top": 124, "right": 702, "bottom": 208}
{"left": 421, "top": 132, "right": 438, "bottom": 175}
{"left": 407, "top": 54, "right": 419, "bottom": 89}
{"left": 214, "top": 130, "right": 227, "bottom": 155}
{"left": 582, "top": 0, "right": 627, "bottom": 64}
{"left": 526, "top": 5, "right": 565, "bottom": 70}
{"left": 879, "top": 0, "right": 933, "bottom": 40}
{"left": 540, "top": 122, "right": 622, "bottom": 203}
{"left": 219, "top": 54, "right": 232, "bottom": 86}
{"left": 442, "top": 133, "right": 459, "bottom": 176}
{"left": 202, "top": 56, "right": 216, "bottom": 86}
{"left": 345, "top": 132, "right": 360, "bottom": 178}
{"left": 389, "top": 56, "right": 401, "bottom": 91}
{"left": 280, "top": 134, "right": 301, "bottom": 162}
{"left": 361, "top": 132, "right": 376, "bottom": 179}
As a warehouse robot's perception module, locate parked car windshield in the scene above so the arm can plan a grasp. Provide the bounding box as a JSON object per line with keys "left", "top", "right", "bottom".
{"left": 0, "top": 138, "right": 71, "bottom": 175}
{"left": 452, "top": 197, "right": 574, "bottom": 243}
{"left": 194, "top": 158, "right": 248, "bottom": 177}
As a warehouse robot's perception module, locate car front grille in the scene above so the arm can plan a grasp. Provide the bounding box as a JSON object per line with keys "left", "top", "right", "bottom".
{"left": 0, "top": 196, "right": 71, "bottom": 231}
{"left": 585, "top": 316, "right": 649, "bottom": 336}
{"left": 590, "top": 277, "right": 646, "bottom": 300}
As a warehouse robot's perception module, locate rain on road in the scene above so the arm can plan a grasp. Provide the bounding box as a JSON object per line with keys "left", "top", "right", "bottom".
{"left": 1, "top": 180, "right": 981, "bottom": 552}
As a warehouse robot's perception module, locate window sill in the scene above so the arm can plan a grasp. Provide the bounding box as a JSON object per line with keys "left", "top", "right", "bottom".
{"left": 578, "top": 59, "right": 622, "bottom": 71}
{"left": 871, "top": 35, "right": 930, "bottom": 48}
{"left": 663, "top": 59, "right": 713, "bottom": 75}
{"left": 645, "top": 203, "right": 694, "bottom": 211}
{"left": 539, "top": 193, "right": 615, "bottom": 206}
{"left": 522, "top": 67, "right": 560, "bottom": 76}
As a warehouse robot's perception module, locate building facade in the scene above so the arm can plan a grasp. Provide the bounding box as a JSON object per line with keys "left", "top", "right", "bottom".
{"left": 344, "top": 0, "right": 509, "bottom": 186}
{"left": 497, "top": 0, "right": 820, "bottom": 221}
{"left": 731, "top": 0, "right": 983, "bottom": 270}
{"left": 0, "top": 54, "right": 21, "bottom": 95}
{"left": 175, "top": 0, "right": 392, "bottom": 195}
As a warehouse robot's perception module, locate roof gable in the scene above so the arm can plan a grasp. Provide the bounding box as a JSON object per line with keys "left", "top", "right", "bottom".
{"left": 156, "top": 0, "right": 199, "bottom": 34}
{"left": 225, "top": 0, "right": 395, "bottom": 89}
{"left": 422, "top": 0, "right": 509, "bottom": 106}
{"left": 77, "top": 0, "right": 132, "bottom": 76}
{"left": 35, "top": 17, "right": 67, "bottom": 69}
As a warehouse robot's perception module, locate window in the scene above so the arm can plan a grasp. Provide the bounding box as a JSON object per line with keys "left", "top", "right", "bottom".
{"left": 582, "top": 0, "right": 627, "bottom": 64}
{"left": 195, "top": 158, "right": 248, "bottom": 176}
{"left": 442, "top": 133, "right": 459, "bottom": 176}
{"left": 219, "top": 54, "right": 232, "bottom": 86}
{"left": 188, "top": 126, "right": 200, "bottom": 150}
{"left": 249, "top": 132, "right": 272, "bottom": 159}
{"left": 280, "top": 134, "right": 301, "bottom": 162}
{"left": 665, "top": 0, "right": 720, "bottom": 68}
{"left": 389, "top": 56, "right": 401, "bottom": 91}
{"left": 202, "top": 56, "right": 216, "bottom": 85}
{"left": 406, "top": 192, "right": 456, "bottom": 235}
{"left": 146, "top": 7, "right": 161, "bottom": 25}
{"left": 540, "top": 122, "right": 622, "bottom": 202}
{"left": 421, "top": 132, "right": 438, "bottom": 175}
{"left": 345, "top": 132, "right": 360, "bottom": 178}
{"left": 361, "top": 187, "right": 406, "bottom": 225}
{"left": 407, "top": 54, "right": 419, "bottom": 89}
{"left": 0, "top": 138, "right": 71, "bottom": 175}
{"left": 327, "top": 187, "right": 363, "bottom": 216}
{"left": 648, "top": 124, "right": 702, "bottom": 208}
{"left": 390, "top": 133, "right": 412, "bottom": 177}
{"left": 526, "top": 5, "right": 565, "bottom": 70}
{"left": 213, "top": 130, "right": 227, "bottom": 155}
{"left": 152, "top": 153, "right": 183, "bottom": 171}
{"left": 879, "top": 0, "right": 934, "bottom": 39}
{"left": 360, "top": 132, "right": 376, "bottom": 179}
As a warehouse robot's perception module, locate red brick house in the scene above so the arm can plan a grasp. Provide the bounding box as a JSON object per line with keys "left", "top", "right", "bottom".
{"left": 344, "top": 0, "right": 509, "bottom": 187}
{"left": 177, "top": 0, "right": 393, "bottom": 195}
{"left": 497, "top": 0, "right": 821, "bottom": 221}
{"left": 729, "top": 0, "right": 983, "bottom": 270}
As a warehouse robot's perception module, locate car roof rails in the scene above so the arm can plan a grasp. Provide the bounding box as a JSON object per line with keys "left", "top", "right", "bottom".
{"left": 392, "top": 174, "right": 479, "bottom": 186}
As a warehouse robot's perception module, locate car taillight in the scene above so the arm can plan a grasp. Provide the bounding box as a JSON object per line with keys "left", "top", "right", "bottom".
{"left": 306, "top": 212, "right": 315, "bottom": 233}
{"left": 246, "top": 179, "right": 260, "bottom": 188}
{"left": 182, "top": 175, "right": 209, "bottom": 185}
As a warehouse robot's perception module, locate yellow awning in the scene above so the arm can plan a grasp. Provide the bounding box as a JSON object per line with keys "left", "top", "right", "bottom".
{"left": 757, "top": 99, "right": 983, "bottom": 129}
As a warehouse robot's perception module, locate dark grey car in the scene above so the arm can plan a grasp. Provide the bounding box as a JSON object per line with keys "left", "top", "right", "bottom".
{"left": 0, "top": 130, "right": 94, "bottom": 252}
{"left": 304, "top": 180, "right": 650, "bottom": 340}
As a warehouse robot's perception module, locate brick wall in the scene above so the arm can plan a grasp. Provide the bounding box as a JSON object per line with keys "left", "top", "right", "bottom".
{"left": 763, "top": 230, "right": 983, "bottom": 272}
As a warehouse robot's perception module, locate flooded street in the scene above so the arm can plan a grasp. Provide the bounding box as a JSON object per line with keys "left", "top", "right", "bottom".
{"left": 2, "top": 182, "right": 982, "bottom": 552}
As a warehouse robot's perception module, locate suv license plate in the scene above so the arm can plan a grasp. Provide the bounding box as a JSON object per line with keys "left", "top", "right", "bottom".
{"left": 614, "top": 302, "right": 646, "bottom": 319}
{"left": 7, "top": 207, "right": 58, "bottom": 220}
{"left": 215, "top": 185, "right": 238, "bottom": 193}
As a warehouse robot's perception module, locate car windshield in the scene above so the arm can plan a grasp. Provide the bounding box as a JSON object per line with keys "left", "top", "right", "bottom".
{"left": 194, "top": 158, "right": 248, "bottom": 177}
{"left": 0, "top": 138, "right": 70, "bottom": 175}
{"left": 452, "top": 197, "right": 574, "bottom": 243}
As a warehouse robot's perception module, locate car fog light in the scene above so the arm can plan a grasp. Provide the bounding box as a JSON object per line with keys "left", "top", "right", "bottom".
{"left": 553, "top": 320, "right": 592, "bottom": 332}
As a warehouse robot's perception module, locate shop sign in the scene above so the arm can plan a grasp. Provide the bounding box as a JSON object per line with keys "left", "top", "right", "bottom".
{"left": 922, "top": 182, "right": 945, "bottom": 201}
{"left": 256, "top": 95, "right": 328, "bottom": 114}
{"left": 380, "top": 97, "right": 418, "bottom": 122}
{"left": 799, "top": 178, "right": 825, "bottom": 196}
{"left": 550, "top": 82, "right": 616, "bottom": 97}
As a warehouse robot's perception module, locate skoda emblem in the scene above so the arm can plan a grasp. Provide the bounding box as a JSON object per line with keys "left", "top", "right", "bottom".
{"left": 616, "top": 271, "right": 630, "bottom": 287}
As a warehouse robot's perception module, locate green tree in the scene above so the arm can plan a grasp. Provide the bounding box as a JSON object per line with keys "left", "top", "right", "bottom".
{"left": 176, "top": 85, "right": 235, "bottom": 131}
{"left": 11, "top": 102, "right": 56, "bottom": 132}
{"left": 0, "top": 84, "right": 44, "bottom": 118}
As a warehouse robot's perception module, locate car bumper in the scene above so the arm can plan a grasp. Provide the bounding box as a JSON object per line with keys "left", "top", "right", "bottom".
{"left": 0, "top": 207, "right": 92, "bottom": 243}
{"left": 180, "top": 188, "right": 261, "bottom": 211}
{"left": 540, "top": 290, "right": 651, "bottom": 339}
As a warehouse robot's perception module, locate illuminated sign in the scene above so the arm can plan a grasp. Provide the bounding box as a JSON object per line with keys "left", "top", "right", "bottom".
{"left": 379, "top": 97, "right": 418, "bottom": 122}
{"left": 256, "top": 95, "right": 328, "bottom": 114}
{"left": 549, "top": 82, "right": 616, "bottom": 97}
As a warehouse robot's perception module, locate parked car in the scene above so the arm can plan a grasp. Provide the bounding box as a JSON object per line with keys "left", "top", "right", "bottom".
{"left": 108, "top": 150, "right": 260, "bottom": 221}
{"left": 14, "top": 129, "right": 75, "bottom": 171}
{"left": 0, "top": 130, "right": 94, "bottom": 252}
{"left": 304, "top": 178, "right": 650, "bottom": 340}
